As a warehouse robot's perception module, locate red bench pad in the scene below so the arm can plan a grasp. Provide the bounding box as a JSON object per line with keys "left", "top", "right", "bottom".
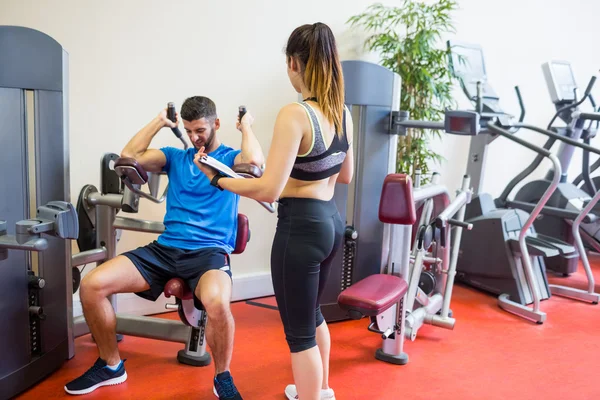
{"left": 163, "top": 278, "right": 193, "bottom": 300}
{"left": 338, "top": 274, "right": 408, "bottom": 317}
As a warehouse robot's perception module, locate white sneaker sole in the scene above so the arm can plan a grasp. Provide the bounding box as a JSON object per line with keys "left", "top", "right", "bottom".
{"left": 284, "top": 388, "right": 335, "bottom": 400}
{"left": 64, "top": 371, "right": 128, "bottom": 395}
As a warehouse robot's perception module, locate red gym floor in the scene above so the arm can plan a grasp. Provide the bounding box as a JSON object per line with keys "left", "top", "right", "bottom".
{"left": 16, "top": 257, "right": 600, "bottom": 400}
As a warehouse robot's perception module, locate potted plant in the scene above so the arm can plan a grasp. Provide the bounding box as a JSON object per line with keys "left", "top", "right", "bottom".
{"left": 348, "top": 0, "right": 459, "bottom": 183}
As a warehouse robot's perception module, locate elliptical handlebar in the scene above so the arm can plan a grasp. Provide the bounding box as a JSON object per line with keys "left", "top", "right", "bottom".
{"left": 515, "top": 123, "right": 600, "bottom": 156}
{"left": 514, "top": 86, "right": 526, "bottom": 123}
{"left": 497, "top": 119, "right": 600, "bottom": 204}
{"left": 573, "top": 111, "right": 600, "bottom": 122}
{"left": 584, "top": 76, "right": 597, "bottom": 98}
{"left": 513, "top": 119, "right": 600, "bottom": 196}
{"left": 497, "top": 75, "right": 600, "bottom": 205}
{"left": 574, "top": 156, "right": 600, "bottom": 187}
{"left": 487, "top": 122, "right": 552, "bottom": 157}
{"left": 488, "top": 121, "right": 563, "bottom": 316}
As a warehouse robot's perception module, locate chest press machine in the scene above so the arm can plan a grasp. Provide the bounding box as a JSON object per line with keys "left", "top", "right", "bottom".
{"left": 71, "top": 105, "right": 272, "bottom": 367}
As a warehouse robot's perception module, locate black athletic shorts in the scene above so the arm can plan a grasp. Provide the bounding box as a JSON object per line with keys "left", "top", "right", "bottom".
{"left": 270, "top": 197, "right": 344, "bottom": 353}
{"left": 122, "top": 240, "right": 232, "bottom": 302}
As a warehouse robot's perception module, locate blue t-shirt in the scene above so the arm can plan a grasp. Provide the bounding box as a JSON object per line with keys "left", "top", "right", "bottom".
{"left": 157, "top": 144, "right": 241, "bottom": 252}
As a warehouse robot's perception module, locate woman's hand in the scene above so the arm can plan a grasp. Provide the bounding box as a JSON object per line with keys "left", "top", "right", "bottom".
{"left": 193, "top": 146, "right": 218, "bottom": 180}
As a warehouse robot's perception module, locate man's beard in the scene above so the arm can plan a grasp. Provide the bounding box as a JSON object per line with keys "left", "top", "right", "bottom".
{"left": 195, "top": 127, "right": 216, "bottom": 151}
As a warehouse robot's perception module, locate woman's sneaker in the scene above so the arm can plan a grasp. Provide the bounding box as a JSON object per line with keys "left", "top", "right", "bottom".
{"left": 213, "top": 371, "right": 243, "bottom": 400}
{"left": 284, "top": 384, "right": 335, "bottom": 400}
{"left": 64, "top": 358, "right": 127, "bottom": 395}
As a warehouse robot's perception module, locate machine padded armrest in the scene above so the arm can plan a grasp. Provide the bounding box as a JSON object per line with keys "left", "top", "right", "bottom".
{"left": 164, "top": 278, "right": 193, "bottom": 300}
{"left": 232, "top": 163, "right": 263, "bottom": 178}
{"left": 338, "top": 274, "right": 408, "bottom": 317}
{"left": 379, "top": 174, "right": 416, "bottom": 225}
{"left": 233, "top": 214, "right": 250, "bottom": 254}
{"left": 114, "top": 157, "right": 148, "bottom": 184}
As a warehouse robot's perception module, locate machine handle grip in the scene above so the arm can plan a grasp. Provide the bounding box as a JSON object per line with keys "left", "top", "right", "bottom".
{"left": 584, "top": 76, "right": 597, "bottom": 97}
{"left": 447, "top": 219, "right": 473, "bottom": 230}
{"left": 515, "top": 86, "right": 526, "bottom": 123}
{"left": 167, "top": 102, "right": 183, "bottom": 139}
{"left": 578, "top": 112, "right": 600, "bottom": 122}
{"left": 439, "top": 226, "right": 447, "bottom": 248}
{"left": 238, "top": 105, "right": 247, "bottom": 122}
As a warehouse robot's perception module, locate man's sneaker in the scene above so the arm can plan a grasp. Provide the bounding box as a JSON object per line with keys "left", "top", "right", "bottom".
{"left": 213, "top": 371, "right": 243, "bottom": 400}
{"left": 284, "top": 384, "right": 336, "bottom": 400}
{"left": 64, "top": 358, "right": 127, "bottom": 395}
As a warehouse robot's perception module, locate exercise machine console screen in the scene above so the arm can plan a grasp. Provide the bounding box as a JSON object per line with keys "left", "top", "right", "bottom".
{"left": 542, "top": 61, "right": 578, "bottom": 104}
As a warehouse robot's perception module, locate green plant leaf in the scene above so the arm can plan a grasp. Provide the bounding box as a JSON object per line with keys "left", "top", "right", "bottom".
{"left": 348, "top": 0, "right": 458, "bottom": 182}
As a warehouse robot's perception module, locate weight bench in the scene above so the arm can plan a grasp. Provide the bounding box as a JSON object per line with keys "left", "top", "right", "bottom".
{"left": 337, "top": 174, "right": 416, "bottom": 365}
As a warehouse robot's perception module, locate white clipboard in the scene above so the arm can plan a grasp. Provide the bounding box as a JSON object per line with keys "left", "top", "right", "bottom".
{"left": 200, "top": 156, "right": 276, "bottom": 213}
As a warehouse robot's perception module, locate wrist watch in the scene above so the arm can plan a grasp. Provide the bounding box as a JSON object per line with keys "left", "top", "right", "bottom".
{"left": 210, "top": 174, "right": 224, "bottom": 190}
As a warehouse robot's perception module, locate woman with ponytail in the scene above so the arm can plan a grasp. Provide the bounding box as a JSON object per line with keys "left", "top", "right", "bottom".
{"left": 195, "top": 22, "right": 353, "bottom": 400}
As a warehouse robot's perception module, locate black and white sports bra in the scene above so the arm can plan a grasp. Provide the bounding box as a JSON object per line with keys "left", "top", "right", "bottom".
{"left": 290, "top": 99, "right": 350, "bottom": 181}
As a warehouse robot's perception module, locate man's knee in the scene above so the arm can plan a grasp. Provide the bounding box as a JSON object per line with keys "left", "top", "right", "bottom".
{"left": 80, "top": 256, "right": 144, "bottom": 303}
{"left": 197, "top": 272, "right": 231, "bottom": 317}
{"left": 201, "top": 292, "right": 230, "bottom": 317}
{"left": 80, "top": 273, "right": 110, "bottom": 302}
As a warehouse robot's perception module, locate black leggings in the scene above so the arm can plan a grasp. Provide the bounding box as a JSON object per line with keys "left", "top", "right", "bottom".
{"left": 270, "top": 197, "right": 344, "bottom": 353}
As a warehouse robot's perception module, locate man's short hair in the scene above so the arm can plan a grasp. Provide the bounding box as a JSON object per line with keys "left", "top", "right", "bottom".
{"left": 180, "top": 96, "right": 217, "bottom": 122}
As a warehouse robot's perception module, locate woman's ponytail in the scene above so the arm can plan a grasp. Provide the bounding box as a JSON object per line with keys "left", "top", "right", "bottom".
{"left": 286, "top": 23, "right": 345, "bottom": 136}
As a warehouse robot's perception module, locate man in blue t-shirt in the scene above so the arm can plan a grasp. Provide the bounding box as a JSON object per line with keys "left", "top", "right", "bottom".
{"left": 65, "top": 96, "right": 264, "bottom": 400}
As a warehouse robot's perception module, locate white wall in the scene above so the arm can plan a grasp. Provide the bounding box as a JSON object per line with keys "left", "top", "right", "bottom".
{"left": 2, "top": 0, "right": 599, "bottom": 315}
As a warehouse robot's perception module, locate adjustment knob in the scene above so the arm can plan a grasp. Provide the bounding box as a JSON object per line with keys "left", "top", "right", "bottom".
{"left": 345, "top": 226, "right": 358, "bottom": 240}
{"left": 29, "top": 306, "right": 46, "bottom": 320}
{"left": 28, "top": 275, "right": 46, "bottom": 289}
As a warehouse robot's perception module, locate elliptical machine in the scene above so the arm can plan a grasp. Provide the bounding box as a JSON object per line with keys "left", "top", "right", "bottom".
{"left": 497, "top": 62, "right": 600, "bottom": 276}
{"left": 447, "top": 41, "right": 582, "bottom": 323}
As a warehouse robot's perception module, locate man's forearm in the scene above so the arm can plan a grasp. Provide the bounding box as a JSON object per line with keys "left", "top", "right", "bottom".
{"left": 121, "top": 117, "right": 164, "bottom": 158}
{"left": 239, "top": 126, "right": 265, "bottom": 166}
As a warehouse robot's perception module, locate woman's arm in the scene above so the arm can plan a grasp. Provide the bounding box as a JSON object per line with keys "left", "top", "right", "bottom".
{"left": 336, "top": 108, "right": 354, "bottom": 184}
{"left": 195, "top": 103, "right": 305, "bottom": 203}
